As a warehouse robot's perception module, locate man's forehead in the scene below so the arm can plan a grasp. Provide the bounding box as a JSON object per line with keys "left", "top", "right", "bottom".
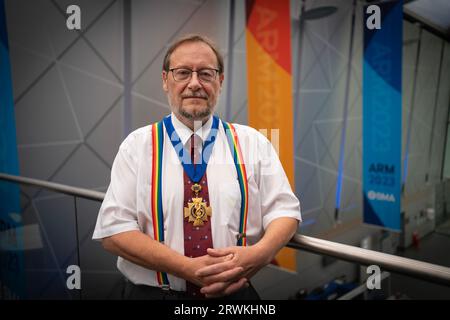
{"left": 170, "top": 41, "right": 218, "bottom": 67}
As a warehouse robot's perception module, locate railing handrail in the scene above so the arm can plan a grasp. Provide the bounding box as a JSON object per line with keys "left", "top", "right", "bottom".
{"left": 1, "top": 172, "right": 450, "bottom": 287}
{"left": 0, "top": 173, "right": 105, "bottom": 201}
{"left": 287, "top": 234, "right": 450, "bottom": 287}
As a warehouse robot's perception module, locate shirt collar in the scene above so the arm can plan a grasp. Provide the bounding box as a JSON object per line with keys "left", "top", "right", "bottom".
{"left": 170, "top": 112, "right": 213, "bottom": 147}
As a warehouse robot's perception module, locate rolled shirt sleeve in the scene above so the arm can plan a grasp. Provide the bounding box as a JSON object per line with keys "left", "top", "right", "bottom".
{"left": 92, "top": 134, "right": 141, "bottom": 240}
{"left": 255, "top": 130, "right": 302, "bottom": 230}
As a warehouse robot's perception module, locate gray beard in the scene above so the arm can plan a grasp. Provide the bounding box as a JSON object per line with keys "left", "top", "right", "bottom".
{"left": 178, "top": 105, "right": 212, "bottom": 121}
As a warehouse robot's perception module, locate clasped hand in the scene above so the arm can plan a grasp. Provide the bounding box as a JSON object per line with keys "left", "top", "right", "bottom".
{"left": 192, "top": 245, "right": 270, "bottom": 298}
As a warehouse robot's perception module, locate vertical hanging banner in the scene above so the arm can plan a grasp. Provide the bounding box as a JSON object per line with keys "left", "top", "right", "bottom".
{"left": 363, "top": 0, "right": 402, "bottom": 231}
{"left": 0, "top": 0, "right": 24, "bottom": 298}
{"left": 246, "top": 0, "right": 296, "bottom": 271}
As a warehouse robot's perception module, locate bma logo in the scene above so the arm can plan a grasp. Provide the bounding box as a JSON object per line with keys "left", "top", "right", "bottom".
{"left": 366, "top": 265, "right": 381, "bottom": 290}
{"left": 366, "top": 5, "right": 381, "bottom": 30}
{"left": 66, "top": 5, "right": 81, "bottom": 30}
{"left": 367, "top": 190, "right": 395, "bottom": 202}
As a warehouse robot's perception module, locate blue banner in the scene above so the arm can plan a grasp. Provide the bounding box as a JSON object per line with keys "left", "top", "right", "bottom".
{"left": 0, "top": 0, "right": 24, "bottom": 298}
{"left": 363, "top": 0, "right": 402, "bottom": 231}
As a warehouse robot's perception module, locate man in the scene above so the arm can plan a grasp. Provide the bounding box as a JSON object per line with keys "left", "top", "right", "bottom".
{"left": 93, "top": 34, "right": 301, "bottom": 299}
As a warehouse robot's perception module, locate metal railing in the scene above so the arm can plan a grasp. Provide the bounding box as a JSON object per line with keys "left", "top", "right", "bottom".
{"left": 2, "top": 172, "right": 450, "bottom": 288}
{"left": 287, "top": 235, "right": 450, "bottom": 286}
{"left": 0, "top": 173, "right": 104, "bottom": 201}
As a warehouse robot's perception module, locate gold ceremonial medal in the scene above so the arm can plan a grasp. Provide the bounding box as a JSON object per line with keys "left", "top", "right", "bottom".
{"left": 184, "top": 183, "right": 212, "bottom": 226}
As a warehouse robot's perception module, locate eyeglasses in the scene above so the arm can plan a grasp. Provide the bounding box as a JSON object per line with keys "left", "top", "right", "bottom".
{"left": 169, "top": 68, "right": 219, "bottom": 83}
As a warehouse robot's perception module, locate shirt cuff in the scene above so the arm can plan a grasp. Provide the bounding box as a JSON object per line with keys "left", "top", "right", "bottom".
{"left": 262, "top": 210, "right": 302, "bottom": 231}
{"left": 92, "top": 223, "right": 140, "bottom": 241}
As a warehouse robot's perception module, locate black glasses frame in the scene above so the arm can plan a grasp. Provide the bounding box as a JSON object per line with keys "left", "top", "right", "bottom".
{"left": 168, "top": 67, "right": 220, "bottom": 82}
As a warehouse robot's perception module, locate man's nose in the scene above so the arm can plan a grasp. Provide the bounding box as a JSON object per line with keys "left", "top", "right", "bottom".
{"left": 187, "top": 72, "right": 202, "bottom": 90}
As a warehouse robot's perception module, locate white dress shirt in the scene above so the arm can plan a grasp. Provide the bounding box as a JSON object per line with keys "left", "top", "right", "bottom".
{"left": 93, "top": 113, "right": 301, "bottom": 291}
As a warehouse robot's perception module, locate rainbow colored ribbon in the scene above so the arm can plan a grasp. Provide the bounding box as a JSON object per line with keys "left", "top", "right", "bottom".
{"left": 222, "top": 121, "right": 249, "bottom": 247}
{"left": 151, "top": 121, "right": 169, "bottom": 288}
{"left": 150, "top": 119, "right": 249, "bottom": 288}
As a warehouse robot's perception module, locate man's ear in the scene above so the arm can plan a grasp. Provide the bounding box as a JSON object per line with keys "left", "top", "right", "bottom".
{"left": 162, "top": 71, "right": 168, "bottom": 92}
{"left": 219, "top": 73, "right": 224, "bottom": 91}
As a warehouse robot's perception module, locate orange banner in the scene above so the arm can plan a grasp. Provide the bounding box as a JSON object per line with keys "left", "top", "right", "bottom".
{"left": 246, "top": 0, "right": 296, "bottom": 272}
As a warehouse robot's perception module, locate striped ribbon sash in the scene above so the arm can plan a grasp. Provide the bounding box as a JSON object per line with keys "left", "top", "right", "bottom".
{"left": 150, "top": 121, "right": 169, "bottom": 288}
{"left": 150, "top": 118, "right": 249, "bottom": 288}
{"left": 222, "top": 121, "right": 249, "bottom": 247}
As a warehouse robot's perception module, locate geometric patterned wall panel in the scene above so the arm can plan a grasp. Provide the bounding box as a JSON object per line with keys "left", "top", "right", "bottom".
{"left": 6, "top": 0, "right": 125, "bottom": 299}
{"left": 293, "top": 0, "right": 360, "bottom": 236}
{"left": 4, "top": 0, "right": 450, "bottom": 299}
{"left": 404, "top": 29, "right": 443, "bottom": 195}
